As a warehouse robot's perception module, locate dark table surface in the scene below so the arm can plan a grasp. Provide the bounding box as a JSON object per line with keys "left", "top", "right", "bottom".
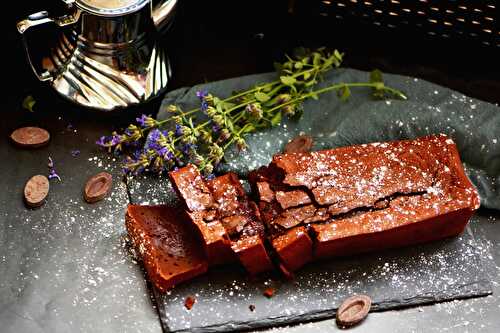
{"left": 2, "top": 1, "right": 499, "bottom": 332}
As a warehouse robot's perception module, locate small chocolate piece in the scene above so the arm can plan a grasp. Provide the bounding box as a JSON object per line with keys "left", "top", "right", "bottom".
{"left": 184, "top": 296, "right": 196, "bottom": 310}
{"left": 284, "top": 135, "right": 313, "bottom": 153}
{"left": 275, "top": 190, "right": 312, "bottom": 209}
{"left": 10, "top": 127, "right": 50, "bottom": 148}
{"left": 24, "top": 175, "right": 49, "bottom": 207}
{"left": 84, "top": 172, "right": 112, "bottom": 203}
{"left": 336, "top": 295, "right": 372, "bottom": 328}
{"left": 222, "top": 215, "right": 249, "bottom": 235}
{"left": 169, "top": 165, "right": 214, "bottom": 212}
{"left": 256, "top": 182, "right": 275, "bottom": 203}
{"left": 263, "top": 287, "right": 275, "bottom": 298}
{"left": 248, "top": 304, "right": 256, "bottom": 312}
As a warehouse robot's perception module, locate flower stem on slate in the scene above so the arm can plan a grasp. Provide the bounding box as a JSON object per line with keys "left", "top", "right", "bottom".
{"left": 96, "top": 48, "right": 407, "bottom": 177}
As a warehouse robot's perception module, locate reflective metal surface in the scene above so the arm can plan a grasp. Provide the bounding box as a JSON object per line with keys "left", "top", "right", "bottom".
{"left": 17, "top": 0, "right": 176, "bottom": 111}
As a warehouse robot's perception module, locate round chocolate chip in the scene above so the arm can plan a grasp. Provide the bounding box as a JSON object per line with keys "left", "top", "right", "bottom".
{"left": 284, "top": 135, "right": 313, "bottom": 153}
{"left": 11, "top": 127, "right": 50, "bottom": 148}
{"left": 336, "top": 294, "right": 372, "bottom": 328}
{"left": 84, "top": 172, "right": 112, "bottom": 203}
{"left": 24, "top": 175, "right": 49, "bottom": 207}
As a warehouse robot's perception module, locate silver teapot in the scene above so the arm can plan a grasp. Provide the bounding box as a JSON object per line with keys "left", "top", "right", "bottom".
{"left": 17, "top": 0, "right": 176, "bottom": 111}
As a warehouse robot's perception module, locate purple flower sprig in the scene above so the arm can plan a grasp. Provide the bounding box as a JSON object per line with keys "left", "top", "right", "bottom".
{"left": 96, "top": 48, "right": 406, "bottom": 176}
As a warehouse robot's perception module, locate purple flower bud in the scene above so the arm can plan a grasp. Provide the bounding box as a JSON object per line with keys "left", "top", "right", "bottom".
{"left": 136, "top": 114, "right": 148, "bottom": 127}
{"left": 48, "top": 169, "right": 61, "bottom": 181}
{"left": 175, "top": 124, "right": 183, "bottom": 136}
{"left": 201, "top": 100, "right": 209, "bottom": 112}
{"left": 96, "top": 136, "right": 109, "bottom": 147}
{"left": 196, "top": 90, "right": 208, "bottom": 99}
{"left": 71, "top": 150, "right": 80, "bottom": 157}
{"left": 182, "top": 143, "right": 197, "bottom": 155}
{"left": 165, "top": 151, "right": 174, "bottom": 161}
{"left": 110, "top": 135, "right": 122, "bottom": 145}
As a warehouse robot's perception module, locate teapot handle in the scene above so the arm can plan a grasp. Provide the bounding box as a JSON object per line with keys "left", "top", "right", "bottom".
{"left": 17, "top": 10, "right": 79, "bottom": 82}
{"left": 152, "top": 0, "right": 178, "bottom": 32}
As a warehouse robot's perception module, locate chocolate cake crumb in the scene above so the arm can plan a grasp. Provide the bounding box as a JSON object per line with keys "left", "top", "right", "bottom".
{"left": 249, "top": 304, "right": 256, "bottom": 312}
{"left": 184, "top": 296, "right": 196, "bottom": 310}
{"left": 263, "top": 288, "right": 275, "bottom": 298}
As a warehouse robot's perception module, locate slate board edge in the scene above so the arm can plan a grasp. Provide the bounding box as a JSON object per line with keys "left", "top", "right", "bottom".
{"left": 154, "top": 280, "right": 492, "bottom": 333}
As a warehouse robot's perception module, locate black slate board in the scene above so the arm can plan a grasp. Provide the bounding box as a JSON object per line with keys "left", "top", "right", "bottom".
{"left": 157, "top": 232, "right": 491, "bottom": 333}
{"left": 128, "top": 177, "right": 492, "bottom": 333}
{"left": 126, "top": 68, "right": 500, "bottom": 332}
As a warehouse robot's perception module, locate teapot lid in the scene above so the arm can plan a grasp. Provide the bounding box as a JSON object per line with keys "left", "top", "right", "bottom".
{"left": 75, "top": 0, "right": 149, "bottom": 16}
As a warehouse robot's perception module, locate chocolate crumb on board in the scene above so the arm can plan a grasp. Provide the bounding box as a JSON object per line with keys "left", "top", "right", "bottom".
{"left": 263, "top": 287, "right": 275, "bottom": 298}
{"left": 284, "top": 135, "right": 313, "bottom": 153}
{"left": 249, "top": 304, "right": 256, "bottom": 312}
{"left": 184, "top": 296, "right": 196, "bottom": 310}
{"left": 336, "top": 294, "right": 372, "bottom": 328}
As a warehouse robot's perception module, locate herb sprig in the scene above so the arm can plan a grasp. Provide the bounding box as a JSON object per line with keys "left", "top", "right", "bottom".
{"left": 97, "top": 48, "right": 406, "bottom": 176}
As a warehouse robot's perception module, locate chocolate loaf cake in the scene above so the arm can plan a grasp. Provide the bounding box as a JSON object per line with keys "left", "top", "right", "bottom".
{"left": 127, "top": 134, "right": 480, "bottom": 291}
{"left": 250, "top": 134, "right": 480, "bottom": 271}
{"left": 169, "top": 166, "right": 274, "bottom": 275}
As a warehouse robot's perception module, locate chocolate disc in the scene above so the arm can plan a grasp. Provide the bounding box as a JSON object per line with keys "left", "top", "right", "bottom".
{"left": 11, "top": 127, "right": 50, "bottom": 148}
{"left": 84, "top": 172, "right": 113, "bottom": 203}
{"left": 284, "top": 135, "right": 313, "bottom": 153}
{"left": 336, "top": 294, "right": 372, "bottom": 328}
{"left": 24, "top": 175, "right": 49, "bottom": 207}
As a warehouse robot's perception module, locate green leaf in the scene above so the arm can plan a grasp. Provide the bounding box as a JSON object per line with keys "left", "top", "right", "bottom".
{"left": 304, "top": 79, "right": 317, "bottom": 87}
{"left": 270, "top": 112, "right": 282, "bottom": 127}
{"left": 338, "top": 85, "right": 351, "bottom": 102}
{"left": 303, "top": 72, "right": 311, "bottom": 80}
{"left": 280, "top": 76, "right": 297, "bottom": 86}
{"left": 333, "top": 50, "right": 343, "bottom": 63}
{"left": 370, "top": 69, "right": 383, "bottom": 83}
{"left": 254, "top": 91, "right": 270, "bottom": 103}
{"left": 312, "top": 52, "right": 321, "bottom": 66}
{"left": 294, "top": 61, "right": 303, "bottom": 69}
{"left": 242, "top": 124, "right": 255, "bottom": 133}
{"left": 216, "top": 103, "right": 224, "bottom": 114}
{"left": 310, "top": 93, "right": 319, "bottom": 100}
{"left": 262, "top": 85, "right": 272, "bottom": 92}
{"left": 22, "top": 95, "right": 36, "bottom": 112}
{"left": 222, "top": 101, "right": 235, "bottom": 109}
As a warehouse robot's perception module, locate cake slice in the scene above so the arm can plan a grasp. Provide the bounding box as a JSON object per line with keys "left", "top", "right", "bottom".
{"left": 169, "top": 166, "right": 274, "bottom": 274}
{"left": 125, "top": 205, "right": 208, "bottom": 292}
{"left": 206, "top": 173, "right": 274, "bottom": 275}
{"left": 250, "top": 134, "right": 480, "bottom": 270}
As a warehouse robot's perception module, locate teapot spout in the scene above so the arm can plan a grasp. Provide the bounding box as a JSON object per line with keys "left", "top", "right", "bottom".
{"left": 152, "top": 0, "right": 177, "bottom": 32}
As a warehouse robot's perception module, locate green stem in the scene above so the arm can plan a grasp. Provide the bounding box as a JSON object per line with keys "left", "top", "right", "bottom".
{"left": 155, "top": 65, "right": 331, "bottom": 127}
{"left": 267, "top": 82, "right": 406, "bottom": 113}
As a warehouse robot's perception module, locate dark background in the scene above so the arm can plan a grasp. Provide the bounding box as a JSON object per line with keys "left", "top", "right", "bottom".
{"left": 6, "top": 0, "right": 500, "bottom": 119}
